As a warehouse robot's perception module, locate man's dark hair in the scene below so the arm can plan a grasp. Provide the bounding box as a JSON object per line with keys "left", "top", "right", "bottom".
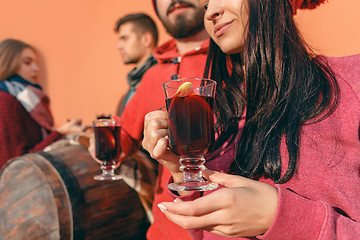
{"left": 115, "top": 13, "right": 158, "bottom": 46}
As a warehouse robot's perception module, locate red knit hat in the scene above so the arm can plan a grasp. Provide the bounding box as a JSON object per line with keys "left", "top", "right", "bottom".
{"left": 290, "top": 0, "right": 327, "bottom": 14}
{"left": 151, "top": 0, "right": 326, "bottom": 15}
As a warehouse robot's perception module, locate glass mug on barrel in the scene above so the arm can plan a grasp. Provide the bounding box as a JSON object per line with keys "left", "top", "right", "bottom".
{"left": 163, "top": 78, "right": 218, "bottom": 191}
{"left": 92, "top": 118, "right": 122, "bottom": 180}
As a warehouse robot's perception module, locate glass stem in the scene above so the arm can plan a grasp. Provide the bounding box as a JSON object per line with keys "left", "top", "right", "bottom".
{"left": 102, "top": 160, "right": 115, "bottom": 171}
{"left": 179, "top": 156, "right": 206, "bottom": 183}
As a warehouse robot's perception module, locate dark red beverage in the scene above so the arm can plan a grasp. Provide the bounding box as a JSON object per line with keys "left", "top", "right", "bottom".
{"left": 166, "top": 93, "right": 215, "bottom": 156}
{"left": 94, "top": 126, "right": 121, "bottom": 161}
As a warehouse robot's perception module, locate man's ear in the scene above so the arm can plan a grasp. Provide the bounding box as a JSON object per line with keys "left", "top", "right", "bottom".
{"left": 141, "top": 32, "right": 154, "bottom": 48}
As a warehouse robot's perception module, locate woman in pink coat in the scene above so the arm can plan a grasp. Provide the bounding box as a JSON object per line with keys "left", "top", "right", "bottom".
{"left": 142, "top": 0, "right": 360, "bottom": 239}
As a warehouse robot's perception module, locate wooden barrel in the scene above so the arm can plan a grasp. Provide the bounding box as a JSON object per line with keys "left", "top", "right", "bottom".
{"left": 0, "top": 145, "right": 149, "bottom": 240}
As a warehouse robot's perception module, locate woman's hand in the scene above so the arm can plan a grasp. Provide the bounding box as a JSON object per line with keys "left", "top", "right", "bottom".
{"left": 142, "top": 110, "right": 182, "bottom": 181}
{"left": 57, "top": 118, "right": 85, "bottom": 135}
{"left": 157, "top": 170, "right": 278, "bottom": 238}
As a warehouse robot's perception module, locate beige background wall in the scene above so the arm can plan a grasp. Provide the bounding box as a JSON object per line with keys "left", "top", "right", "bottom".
{"left": 0, "top": 0, "right": 359, "bottom": 127}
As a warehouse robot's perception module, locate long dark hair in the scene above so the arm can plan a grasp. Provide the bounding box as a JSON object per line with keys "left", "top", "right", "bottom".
{"left": 204, "top": 0, "right": 339, "bottom": 183}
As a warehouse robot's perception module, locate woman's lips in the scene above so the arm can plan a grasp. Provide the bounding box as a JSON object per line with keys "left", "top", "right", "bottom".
{"left": 214, "top": 21, "right": 233, "bottom": 37}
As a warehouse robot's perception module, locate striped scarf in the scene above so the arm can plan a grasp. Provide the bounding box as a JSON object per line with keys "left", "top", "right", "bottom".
{"left": 0, "top": 74, "right": 55, "bottom": 137}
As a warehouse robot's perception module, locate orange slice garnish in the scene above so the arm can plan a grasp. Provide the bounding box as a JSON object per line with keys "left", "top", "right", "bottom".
{"left": 175, "top": 82, "right": 193, "bottom": 97}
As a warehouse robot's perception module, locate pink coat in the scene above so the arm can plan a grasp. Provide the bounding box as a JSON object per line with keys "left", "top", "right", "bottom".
{"left": 170, "top": 54, "right": 360, "bottom": 240}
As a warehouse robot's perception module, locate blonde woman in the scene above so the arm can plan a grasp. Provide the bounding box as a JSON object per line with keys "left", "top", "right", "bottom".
{"left": 0, "top": 38, "right": 84, "bottom": 168}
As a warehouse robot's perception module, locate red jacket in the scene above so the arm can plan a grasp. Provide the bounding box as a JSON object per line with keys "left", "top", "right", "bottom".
{"left": 0, "top": 92, "right": 62, "bottom": 168}
{"left": 119, "top": 38, "right": 209, "bottom": 240}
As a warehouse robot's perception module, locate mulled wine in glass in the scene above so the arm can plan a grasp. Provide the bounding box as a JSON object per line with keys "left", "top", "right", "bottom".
{"left": 93, "top": 118, "right": 122, "bottom": 180}
{"left": 163, "top": 78, "right": 218, "bottom": 191}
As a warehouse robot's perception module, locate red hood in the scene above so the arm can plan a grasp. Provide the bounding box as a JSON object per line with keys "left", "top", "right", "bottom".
{"left": 152, "top": 38, "right": 209, "bottom": 63}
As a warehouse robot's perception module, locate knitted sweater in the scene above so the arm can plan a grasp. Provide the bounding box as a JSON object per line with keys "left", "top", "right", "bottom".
{"left": 0, "top": 92, "right": 62, "bottom": 168}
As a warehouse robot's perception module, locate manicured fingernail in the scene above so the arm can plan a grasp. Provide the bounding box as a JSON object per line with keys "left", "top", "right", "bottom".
{"left": 158, "top": 203, "right": 167, "bottom": 213}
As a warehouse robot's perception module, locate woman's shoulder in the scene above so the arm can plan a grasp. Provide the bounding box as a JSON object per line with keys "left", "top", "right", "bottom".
{"left": 0, "top": 91, "right": 24, "bottom": 111}
{"left": 0, "top": 91, "right": 19, "bottom": 101}
{"left": 324, "top": 54, "right": 360, "bottom": 99}
{"left": 325, "top": 54, "right": 360, "bottom": 76}
{"left": 325, "top": 53, "right": 360, "bottom": 71}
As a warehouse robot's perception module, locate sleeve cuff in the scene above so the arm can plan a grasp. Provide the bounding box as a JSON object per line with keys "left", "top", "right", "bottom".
{"left": 259, "top": 185, "right": 327, "bottom": 240}
{"left": 46, "top": 131, "right": 63, "bottom": 142}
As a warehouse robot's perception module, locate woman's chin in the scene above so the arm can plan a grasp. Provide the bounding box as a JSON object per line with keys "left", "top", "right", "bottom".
{"left": 219, "top": 45, "right": 243, "bottom": 55}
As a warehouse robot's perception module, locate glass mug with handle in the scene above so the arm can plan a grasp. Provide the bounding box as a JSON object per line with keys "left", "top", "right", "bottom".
{"left": 92, "top": 118, "right": 122, "bottom": 180}
{"left": 163, "top": 78, "right": 218, "bottom": 191}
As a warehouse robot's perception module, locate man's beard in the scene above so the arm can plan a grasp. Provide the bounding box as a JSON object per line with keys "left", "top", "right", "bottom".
{"left": 159, "top": 5, "right": 205, "bottom": 39}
